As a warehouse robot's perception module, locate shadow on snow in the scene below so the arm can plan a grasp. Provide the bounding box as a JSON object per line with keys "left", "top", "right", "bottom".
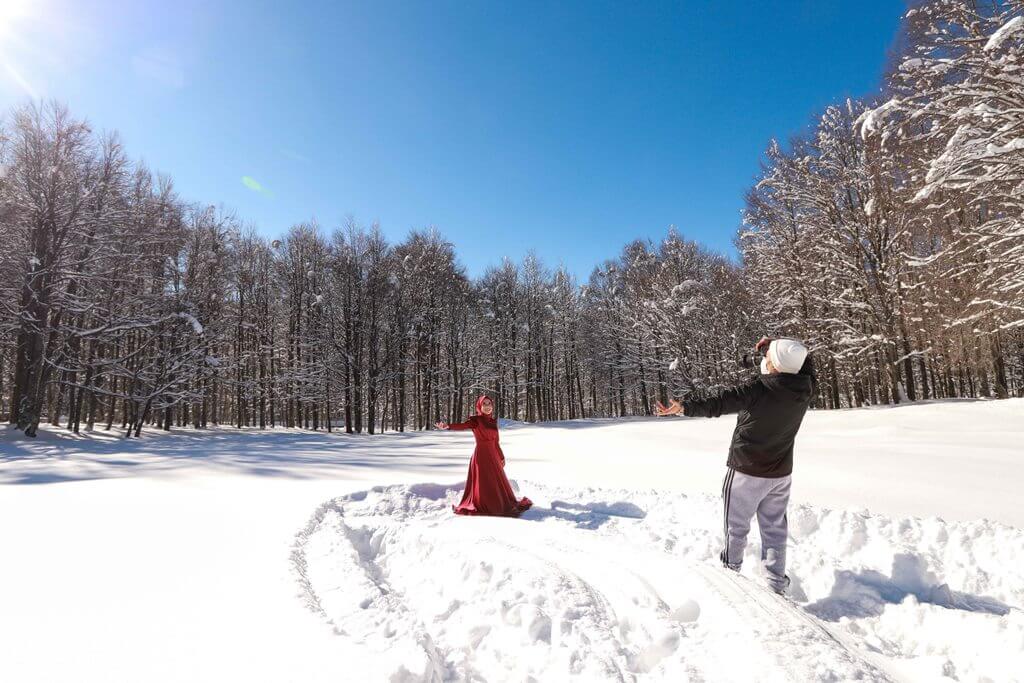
{"left": 521, "top": 499, "right": 646, "bottom": 530}
{"left": 804, "top": 552, "right": 1011, "bottom": 619}
{"left": 0, "top": 425, "right": 496, "bottom": 486}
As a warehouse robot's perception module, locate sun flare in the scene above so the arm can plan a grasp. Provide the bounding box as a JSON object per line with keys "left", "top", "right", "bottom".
{"left": 0, "top": 0, "right": 45, "bottom": 97}
{"left": 0, "top": 0, "right": 33, "bottom": 30}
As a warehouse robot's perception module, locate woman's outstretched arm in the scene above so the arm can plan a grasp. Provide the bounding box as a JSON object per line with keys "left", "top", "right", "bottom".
{"left": 436, "top": 417, "right": 475, "bottom": 431}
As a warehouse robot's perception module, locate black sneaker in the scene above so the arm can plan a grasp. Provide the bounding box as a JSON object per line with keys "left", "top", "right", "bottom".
{"left": 769, "top": 574, "right": 791, "bottom": 596}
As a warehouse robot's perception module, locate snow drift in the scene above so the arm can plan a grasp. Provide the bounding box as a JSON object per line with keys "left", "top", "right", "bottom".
{"left": 293, "top": 482, "right": 1023, "bottom": 682}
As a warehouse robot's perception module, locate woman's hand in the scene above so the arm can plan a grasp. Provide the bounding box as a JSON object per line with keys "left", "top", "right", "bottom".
{"left": 435, "top": 421, "right": 449, "bottom": 430}
{"left": 755, "top": 336, "right": 773, "bottom": 352}
{"left": 655, "top": 400, "right": 684, "bottom": 417}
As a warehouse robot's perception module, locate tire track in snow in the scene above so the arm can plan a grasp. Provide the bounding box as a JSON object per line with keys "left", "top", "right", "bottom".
{"left": 523, "top": 528, "right": 861, "bottom": 681}
{"left": 293, "top": 486, "right": 683, "bottom": 679}
{"left": 469, "top": 536, "right": 635, "bottom": 679}
{"left": 292, "top": 482, "right": 1014, "bottom": 681}
{"left": 694, "top": 564, "right": 895, "bottom": 682}
{"left": 292, "top": 500, "right": 454, "bottom": 680}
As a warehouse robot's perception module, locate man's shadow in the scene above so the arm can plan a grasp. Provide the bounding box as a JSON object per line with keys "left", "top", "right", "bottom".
{"left": 804, "top": 553, "right": 1012, "bottom": 620}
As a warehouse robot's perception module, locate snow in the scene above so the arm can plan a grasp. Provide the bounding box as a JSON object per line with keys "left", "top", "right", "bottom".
{"left": 985, "top": 16, "right": 1023, "bottom": 52}
{"left": 985, "top": 138, "right": 1024, "bottom": 156}
{"left": 294, "top": 481, "right": 1020, "bottom": 682}
{"left": 905, "top": 255, "right": 937, "bottom": 268}
{"left": 859, "top": 99, "right": 899, "bottom": 139}
{"left": 671, "top": 280, "right": 700, "bottom": 295}
{"left": 176, "top": 312, "right": 204, "bottom": 334}
{"left": 2, "top": 398, "right": 1024, "bottom": 681}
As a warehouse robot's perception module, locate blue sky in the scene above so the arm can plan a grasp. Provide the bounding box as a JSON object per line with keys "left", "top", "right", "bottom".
{"left": 0, "top": 0, "right": 904, "bottom": 279}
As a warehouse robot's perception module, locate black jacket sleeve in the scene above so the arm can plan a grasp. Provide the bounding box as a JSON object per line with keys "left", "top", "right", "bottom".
{"left": 683, "top": 380, "right": 763, "bottom": 418}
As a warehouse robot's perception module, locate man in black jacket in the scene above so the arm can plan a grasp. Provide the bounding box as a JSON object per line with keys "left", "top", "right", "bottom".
{"left": 656, "top": 337, "right": 815, "bottom": 594}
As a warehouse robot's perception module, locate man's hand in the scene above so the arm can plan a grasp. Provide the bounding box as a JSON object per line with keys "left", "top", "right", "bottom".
{"left": 755, "top": 336, "right": 773, "bottom": 352}
{"left": 435, "top": 421, "right": 449, "bottom": 430}
{"left": 655, "top": 399, "right": 684, "bottom": 417}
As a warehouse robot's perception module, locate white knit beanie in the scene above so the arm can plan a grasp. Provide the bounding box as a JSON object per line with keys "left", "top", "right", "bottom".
{"left": 768, "top": 339, "right": 808, "bottom": 374}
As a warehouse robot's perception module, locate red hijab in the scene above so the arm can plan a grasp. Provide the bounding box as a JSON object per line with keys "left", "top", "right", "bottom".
{"left": 475, "top": 395, "right": 494, "bottom": 418}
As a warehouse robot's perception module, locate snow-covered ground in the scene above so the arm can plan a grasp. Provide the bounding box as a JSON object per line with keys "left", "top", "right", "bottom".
{"left": 1, "top": 398, "right": 1022, "bottom": 681}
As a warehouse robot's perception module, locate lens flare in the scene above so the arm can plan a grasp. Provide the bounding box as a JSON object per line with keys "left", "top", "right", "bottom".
{"left": 0, "top": 0, "right": 33, "bottom": 33}
{"left": 0, "top": 0, "right": 42, "bottom": 97}
{"left": 242, "top": 176, "right": 273, "bottom": 197}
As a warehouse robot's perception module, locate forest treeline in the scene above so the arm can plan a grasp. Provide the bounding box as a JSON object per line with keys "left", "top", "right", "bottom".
{"left": 1, "top": 0, "right": 1022, "bottom": 437}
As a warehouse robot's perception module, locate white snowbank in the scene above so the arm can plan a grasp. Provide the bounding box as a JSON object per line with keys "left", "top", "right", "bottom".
{"left": 294, "top": 482, "right": 1023, "bottom": 681}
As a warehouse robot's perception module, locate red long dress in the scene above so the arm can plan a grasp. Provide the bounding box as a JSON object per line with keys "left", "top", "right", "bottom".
{"left": 451, "top": 397, "right": 532, "bottom": 517}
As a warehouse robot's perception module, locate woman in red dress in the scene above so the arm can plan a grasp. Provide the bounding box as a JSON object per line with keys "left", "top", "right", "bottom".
{"left": 436, "top": 395, "right": 532, "bottom": 517}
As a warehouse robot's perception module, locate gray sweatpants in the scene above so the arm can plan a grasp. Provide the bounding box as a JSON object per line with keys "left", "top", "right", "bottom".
{"left": 721, "top": 467, "right": 791, "bottom": 593}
